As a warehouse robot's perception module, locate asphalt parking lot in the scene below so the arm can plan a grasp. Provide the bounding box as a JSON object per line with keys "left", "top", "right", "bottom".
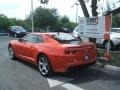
{"left": 0, "top": 36, "right": 120, "bottom": 90}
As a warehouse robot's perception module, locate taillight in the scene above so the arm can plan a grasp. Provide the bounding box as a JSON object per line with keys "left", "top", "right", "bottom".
{"left": 92, "top": 45, "right": 99, "bottom": 55}
{"left": 64, "top": 49, "right": 79, "bottom": 54}
{"left": 91, "top": 44, "right": 97, "bottom": 51}
{"left": 65, "top": 50, "right": 70, "bottom": 54}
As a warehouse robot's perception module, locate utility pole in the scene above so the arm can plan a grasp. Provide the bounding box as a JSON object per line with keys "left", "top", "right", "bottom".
{"left": 71, "top": 2, "right": 79, "bottom": 25}
{"left": 31, "top": 0, "right": 48, "bottom": 33}
{"left": 89, "top": 0, "right": 98, "bottom": 43}
{"left": 31, "top": 0, "right": 34, "bottom": 32}
{"left": 78, "top": 0, "right": 98, "bottom": 43}
{"left": 91, "top": 0, "right": 98, "bottom": 16}
{"left": 75, "top": 3, "right": 79, "bottom": 25}
{"left": 78, "top": 0, "right": 90, "bottom": 17}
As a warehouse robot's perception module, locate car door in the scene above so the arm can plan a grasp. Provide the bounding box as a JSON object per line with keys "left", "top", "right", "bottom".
{"left": 20, "top": 34, "right": 43, "bottom": 62}
{"left": 19, "top": 34, "right": 36, "bottom": 62}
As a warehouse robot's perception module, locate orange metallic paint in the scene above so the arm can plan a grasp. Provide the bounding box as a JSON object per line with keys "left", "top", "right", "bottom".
{"left": 9, "top": 33, "right": 98, "bottom": 72}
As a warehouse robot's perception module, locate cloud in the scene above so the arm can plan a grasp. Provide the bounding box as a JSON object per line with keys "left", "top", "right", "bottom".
{"left": 42, "top": 0, "right": 84, "bottom": 22}
{"left": 0, "top": 0, "right": 36, "bottom": 19}
{"left": 0, "top": 0, "right": 85, "bottom": 22}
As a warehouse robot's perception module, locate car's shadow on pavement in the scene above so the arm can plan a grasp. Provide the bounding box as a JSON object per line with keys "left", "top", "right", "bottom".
{"left": 13, "top": 58, "right": 39, "bottom": 72}
{"left": 54, "top": 66, "right": 120, "bottom": 85}
{"left": 14, "top": 57, "right": 120, "bottom": 86}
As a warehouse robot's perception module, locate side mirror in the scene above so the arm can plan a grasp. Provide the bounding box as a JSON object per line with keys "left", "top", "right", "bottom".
{"left": 18, "top": 38, "right": 23, "bottom": 42}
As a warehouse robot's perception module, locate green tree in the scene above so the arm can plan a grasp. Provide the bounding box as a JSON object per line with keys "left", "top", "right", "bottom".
{"left": 0, "top": 14, "right": 10, "bottom": 29}
{"left": 32, "top": 7, "right": 59, "bottom": 29}
{"left": 56, "top": 16, "right": 69, "bottom": 28}
{"left": 59, "top": 16, "right": 76, "bottom": 30}
{"left": 24, "top": 20, "right": 31, "bottom": 29}
{"left": 64, "top": 22, "right": 76, "bottom": 30}
{"left": 9, "top": 18, "right": 30, "bottom": 29}
{"left": 60, "top": 16, "right": 69, "bottom": 25}
{"left": 9, "top": 18, "right": 18, "bottom": 26}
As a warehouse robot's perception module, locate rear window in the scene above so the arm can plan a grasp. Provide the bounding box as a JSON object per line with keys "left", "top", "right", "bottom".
{"left": 51, "top": 33, "right": 81, "bottom": 45}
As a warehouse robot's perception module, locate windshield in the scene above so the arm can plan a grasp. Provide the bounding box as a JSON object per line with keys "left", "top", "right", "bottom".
{"left": 51, "top": 33, "right": 81, "bottom": 45}
{"left": 11, "top": 26, "right": 26, "bottom": 32}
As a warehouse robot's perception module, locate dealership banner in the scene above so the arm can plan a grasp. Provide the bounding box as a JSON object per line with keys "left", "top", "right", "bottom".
{"left": 78, "top": 16, "right": 111, "bottom": 39}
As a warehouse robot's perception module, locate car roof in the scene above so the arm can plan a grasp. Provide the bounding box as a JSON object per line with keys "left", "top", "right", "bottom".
{"left": 29, "top": 32, "right": 65, "bottom": 44}
{"left": 10, "top": 26, "right": 23, "bottom": 28}
{"left": 30, "top": 32, "right": 68, "bottom": 36}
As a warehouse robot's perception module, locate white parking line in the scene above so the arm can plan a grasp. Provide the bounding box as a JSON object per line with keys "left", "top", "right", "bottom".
{"left": 47, "top": 76, "right": 73, "bottom": 88}
{"left": 62, "top": 83, "right": 84, "bottom": 90}
{"left": 47, "top": 76, "right": 85, "bottom": 90}
{"left": 104, "top": 65, "right": 120, "bottom": 72}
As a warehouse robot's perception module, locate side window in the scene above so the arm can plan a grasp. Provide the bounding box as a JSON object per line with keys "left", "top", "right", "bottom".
{"left": 32, "top": 35, "right": 43, "bottom": 43}
{"left": 111, "top": 29, "right": 114, "bottom": 32}
{"left": 23, "top": 34, "right": 43, "bottom": 43}
{"left": 11, "top": 28, "right": 16, "bottom": 32}
{"left": 116, "top": 29, "right": 120, "bottom": 33}
{"left": 23, "top": 35, "right": 34, "bottom": 42}
{"left": 37, "top": 36, "right": 43, "bottom": 43}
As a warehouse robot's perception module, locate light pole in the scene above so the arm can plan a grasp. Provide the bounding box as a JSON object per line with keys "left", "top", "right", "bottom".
{"left": 71, "top": 2, "right": 79, "bottom": 25}
{"left": 31, "top": 0, "right": 34, "bottom": 32}
{"left": 76, "top": 3, "right": 79, "bottom": 25}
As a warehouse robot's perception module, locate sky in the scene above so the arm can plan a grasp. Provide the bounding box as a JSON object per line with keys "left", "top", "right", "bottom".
{"left": 0, "top": 0, "right": 84, "bottom": 22}
{"left": 0, "top": 0, "right": 120, "bottom": 22}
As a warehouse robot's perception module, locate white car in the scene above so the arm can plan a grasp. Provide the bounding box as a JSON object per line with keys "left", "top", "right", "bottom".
{"left": 73, "top": 27, "right": 78, "bottom": 38}
{"left": 72, "top": 26, "right": 89, "bottom": 41}
{"left": 73, "top": 27, "right": 120, "bottom": 49}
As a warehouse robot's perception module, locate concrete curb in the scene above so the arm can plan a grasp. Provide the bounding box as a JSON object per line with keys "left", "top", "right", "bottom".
{"left": 96, "top": 57, "right": 120, "bottom": 72}
{"left": 104, "top": 65, "right": 120, "bottom": 72}
{"left": 95, "top": 62, "right": 120, "bottom": 72}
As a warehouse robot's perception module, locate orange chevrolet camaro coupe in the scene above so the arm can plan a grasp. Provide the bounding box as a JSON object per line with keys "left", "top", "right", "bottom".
{"left": 8, "top": 33, "right": 98, "bottom": 76}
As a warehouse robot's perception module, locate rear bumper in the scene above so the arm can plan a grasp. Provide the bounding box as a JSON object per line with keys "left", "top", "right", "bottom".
{"left": 66, "top": 61, "right": 96, "bottom": 72}
{"left": 49, "top": 55, "right": 98, "bottom": 72}
{"left": 64, "top": 58, "right": 97, "bottom": 72}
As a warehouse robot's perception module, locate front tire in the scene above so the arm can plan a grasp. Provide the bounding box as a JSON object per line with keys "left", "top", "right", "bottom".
{"left": 8, "top": 46, "right": 16, "bottom": 59}
{"left": 14, "top": 34, "right": 17, "bottom": 38}
{"left": 38, "top": 55, "right": 53, "bottom": 77}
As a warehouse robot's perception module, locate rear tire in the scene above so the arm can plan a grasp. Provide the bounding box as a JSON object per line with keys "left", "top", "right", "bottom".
{"left": 38, "top": 55, "right": 53, "bottom": 77}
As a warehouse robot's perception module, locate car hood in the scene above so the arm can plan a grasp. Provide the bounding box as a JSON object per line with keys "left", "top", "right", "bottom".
{"left": 9, "top": 40, "right": 18, "bottom": 44}
{"left": 110, "top": 32, "right": 120, "bottom": 37}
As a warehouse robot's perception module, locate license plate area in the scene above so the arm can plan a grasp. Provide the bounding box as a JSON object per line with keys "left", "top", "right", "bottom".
{"left": 85, "top": 55, "right": 90, "bottom": 61}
